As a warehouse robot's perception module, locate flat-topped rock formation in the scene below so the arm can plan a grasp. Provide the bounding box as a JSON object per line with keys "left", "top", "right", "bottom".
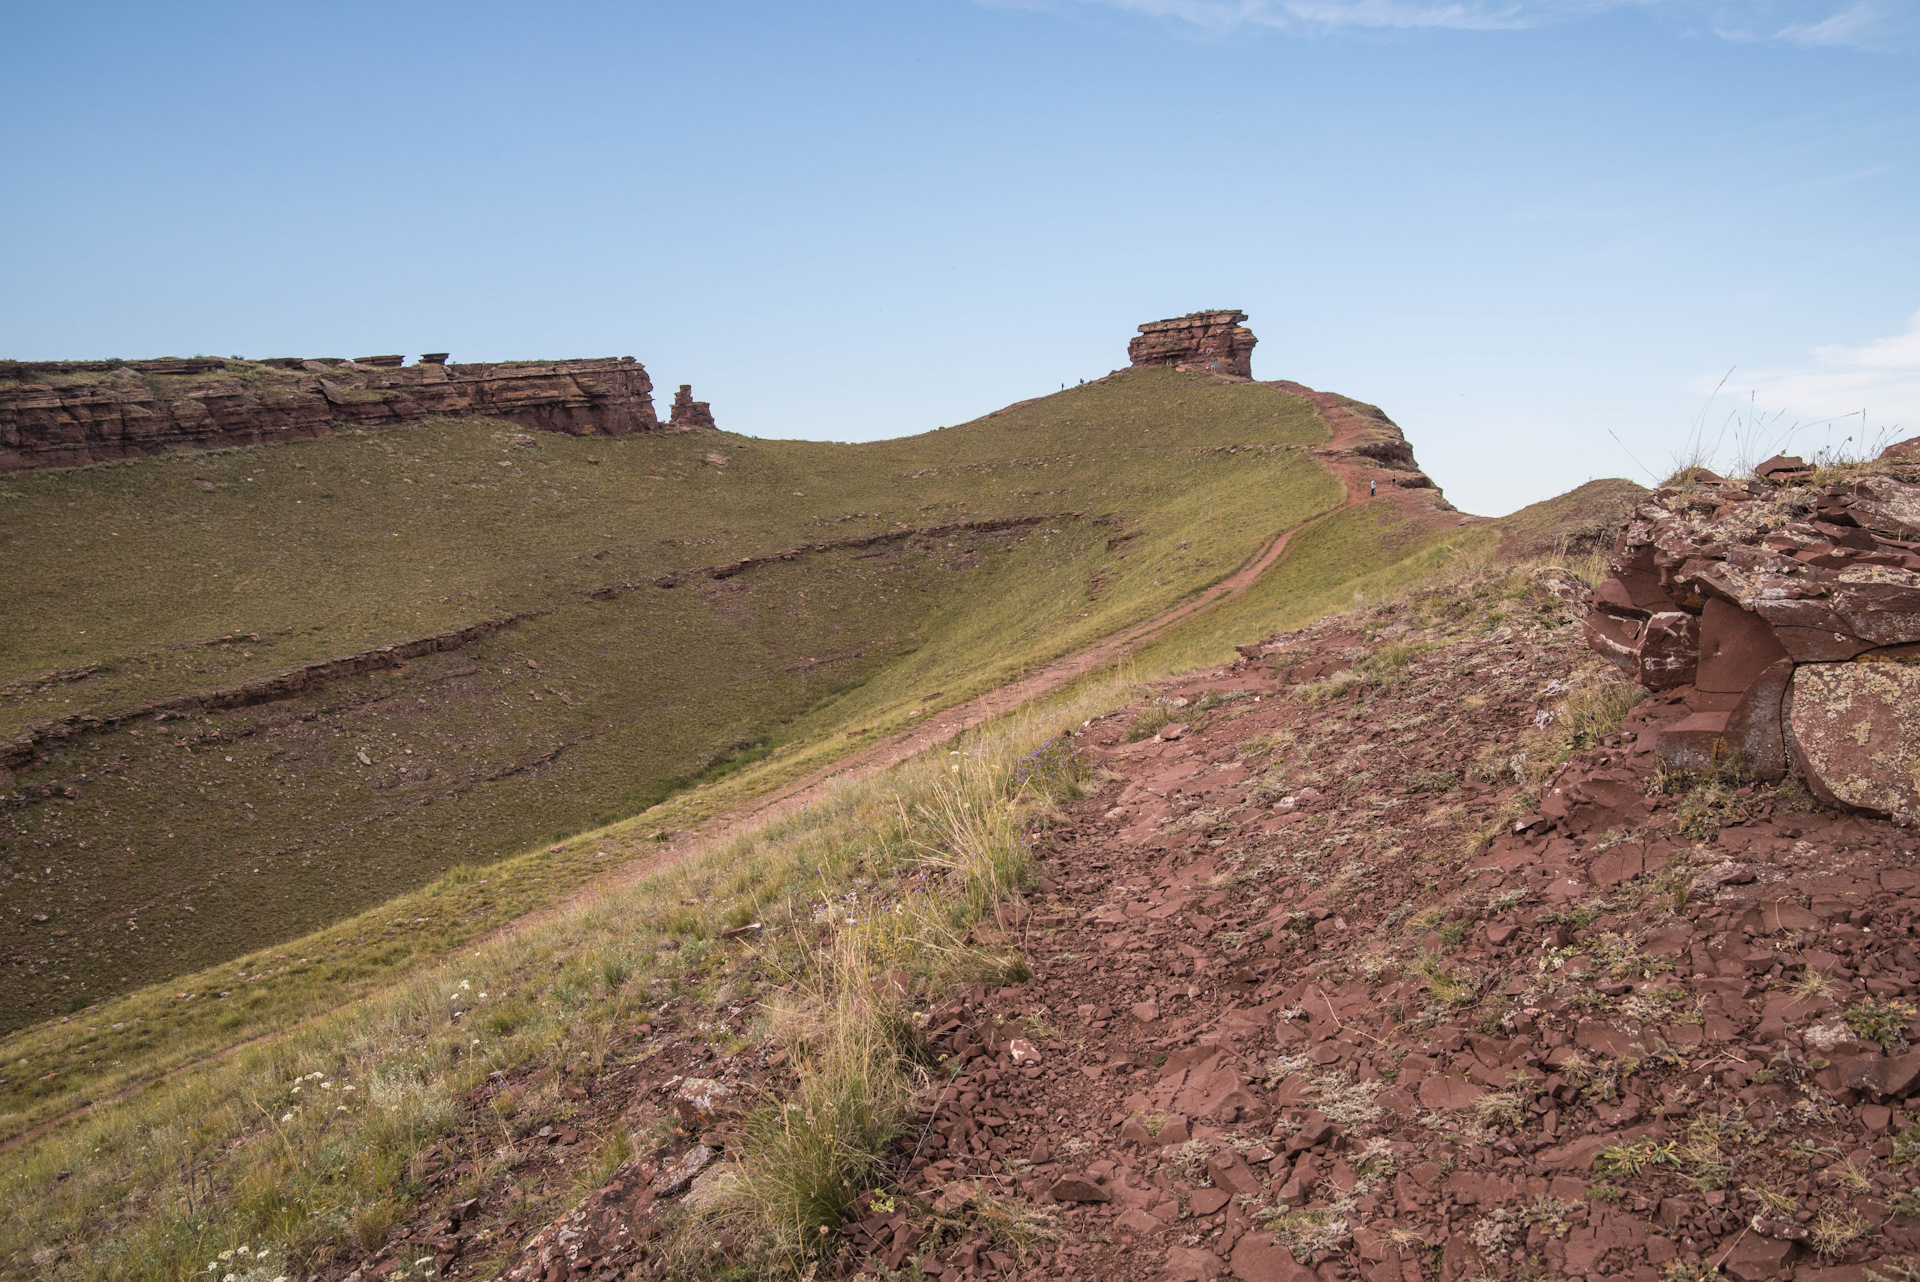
{"left": 1127, "top": 310, "right": 1257, "bottom": 378}
{"left": 0, "top": 354, "right": 669, "bottom": 470}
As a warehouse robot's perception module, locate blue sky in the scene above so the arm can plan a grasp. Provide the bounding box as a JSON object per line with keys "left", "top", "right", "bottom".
{"left": 3, "top": 1, "right": 1916, "bottom": 514}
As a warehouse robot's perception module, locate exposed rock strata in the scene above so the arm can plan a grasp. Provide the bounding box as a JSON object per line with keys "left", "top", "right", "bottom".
{"left": 0, "top": 609, "right": 546, "bottom": 775}
{"left": 1128, "top": 311, "right": 1257, "bottom": 378}
{"left": 0, "top": 355, "right": 666, "bottom": 470}
{"left": 1584, "top": 442, "right": 1920, "bottom": 819}
{"left": 2, "top": 513, "right": 1087, "bottom": 775}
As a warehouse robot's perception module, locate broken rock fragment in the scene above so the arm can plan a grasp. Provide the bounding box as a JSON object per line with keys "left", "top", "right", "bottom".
{"left": 1048, "top": 1172, "right": 1110, "bottom": 1203}
{"left": 670, "top": 1076, "right": 735, "bottom": 1130}
{"left": 648, "top": 1144, "right": 715, "bottom": 1196}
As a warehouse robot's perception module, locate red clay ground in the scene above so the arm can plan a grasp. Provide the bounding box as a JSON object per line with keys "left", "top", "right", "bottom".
{"left": 444, "top": 564, "right": 1920, "bottom": 1282}
{"left": 854, "top": 577, "right": 1920, "bottom": 1282}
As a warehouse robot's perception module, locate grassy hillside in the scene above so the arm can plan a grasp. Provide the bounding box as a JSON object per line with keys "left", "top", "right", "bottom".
{"left": 0, "top": 551, "right": 1632, "bottom": 1282}
{"left": 0, "top": 354, "right": 1656, "bottom": 1280}
{"left": 1138, "top": 498, "right": 1496, "bottom": 673}
{"left": 1490, "top": 476, "right": 1646, "bottom": 562}
{"left": 1136, "top": 477, "right": 1644, "bottom": 675}
{"left": 0, "top": 369, "right": 1341, "bottom": 1032}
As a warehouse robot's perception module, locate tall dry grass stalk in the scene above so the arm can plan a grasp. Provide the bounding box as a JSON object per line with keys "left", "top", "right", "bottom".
{"left": 721, "top": 931, "right": 920, "bottom": 1259}
{"left": 695, "top": 711, "right": 1094, "bottom": 1272}
{"left": 1656, "top": 369, "right": 1895, "bottom": 486}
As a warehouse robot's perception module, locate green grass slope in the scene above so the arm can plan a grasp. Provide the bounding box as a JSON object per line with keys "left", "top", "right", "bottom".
{"left": 1137, "top": 497, "right": 1497, "bottom": 674}
{"left": 1137, "top": 474, "right": 1645, "bottom": 676}
{"left": 0, "top": 369, "right": 1341, "bottom": 1032}
{"left": 1490, "top": 476, "right": 1647, "bottom": 562}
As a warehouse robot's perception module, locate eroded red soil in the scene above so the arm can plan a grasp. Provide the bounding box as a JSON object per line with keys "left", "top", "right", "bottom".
{"left": 318, "top": 428, "right": 1920, "bottom": 1282}
{"left": 408, "top": 567, "right": 1920, "bottom": 1282}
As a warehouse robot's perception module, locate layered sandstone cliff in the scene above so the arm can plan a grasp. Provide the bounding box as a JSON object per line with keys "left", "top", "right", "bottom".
{"left": 0, "top": 355, "right": 666, "bottom": 470}
{"left": 1127, "top": 310, "right": 1257, "bottom": 378}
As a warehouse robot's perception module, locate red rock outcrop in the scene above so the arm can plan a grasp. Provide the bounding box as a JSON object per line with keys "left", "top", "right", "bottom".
{"left": 0, "top": 355, "right": 663, "bottom": 470}
{"left": 1271, "top": 380, "right": 1451, "bottom": 498}
{"left": 667, "top": 384, "right": 715, "bottom": 429}
{"left": 1585, "top": 441, "right": 1920, "bottom": 819}
{"left": 1128, "top": 310, "right": 1257, "bottom": 378}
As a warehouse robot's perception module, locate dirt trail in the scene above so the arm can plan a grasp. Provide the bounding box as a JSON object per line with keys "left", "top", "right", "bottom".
{"left": 607, "top": 381, "right": 1458, "bottom": 887}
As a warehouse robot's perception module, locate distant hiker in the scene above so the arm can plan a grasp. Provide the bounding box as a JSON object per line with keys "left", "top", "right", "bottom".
{"left": 1370, "top": 479, "right": 1377, "bottom": 498}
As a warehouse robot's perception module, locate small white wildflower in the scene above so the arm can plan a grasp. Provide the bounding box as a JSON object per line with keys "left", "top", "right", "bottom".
{"left": 337, "top": 1105, "right": 348, "bottom": 1112}
{"left": 343, "top": 1084, "right": 355, "bottom": 1091}
{"left": 477, "top": 992, "right": 487, "bottom": 1000}
{"left": 220, "top": 1252, "right": 234, "bottom": 1262}
{"left": 281, "top": 1113, "right": 293, "bottom": 1122}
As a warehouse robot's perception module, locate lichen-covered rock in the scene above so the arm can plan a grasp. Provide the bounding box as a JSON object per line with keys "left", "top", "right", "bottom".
{"left": 1583, "top": 438, "right": 1920, "bottom": 807}
{"left": 670, "top": 1076, "right": 736, "bottom": 1129}
{"left": 1787, "top": 659, "right": 1920, "bottom": 821}
{"left": 648, "top": 1143, "right": 716, "bottom": 1196}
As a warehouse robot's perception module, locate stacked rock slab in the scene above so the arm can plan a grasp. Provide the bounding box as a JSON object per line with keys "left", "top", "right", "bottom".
{"left": 1584, "top": 443, "right": 1920, "bottom": 820}
{"left": 667, "top": 384, "right": 715, "bottom": 430}
{"left": 0, "top": 355, "right": 661, "bottom": 470}
{"left": 1126, "top": 311, "right": 1256, "bottom": 378}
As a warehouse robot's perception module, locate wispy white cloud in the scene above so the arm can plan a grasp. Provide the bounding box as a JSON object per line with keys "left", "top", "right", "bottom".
{"left": 1010, "top": 0, "right": 1917, "bottom": 46}
{"left": 1708, "top": 309, "right": 1920, "bottom": 445}
{"left": 1774, "top": 0, "right": 1896, "bottom": 45}
{"left": 1014, "top": 0, "right": 1614, "bottom": 31}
